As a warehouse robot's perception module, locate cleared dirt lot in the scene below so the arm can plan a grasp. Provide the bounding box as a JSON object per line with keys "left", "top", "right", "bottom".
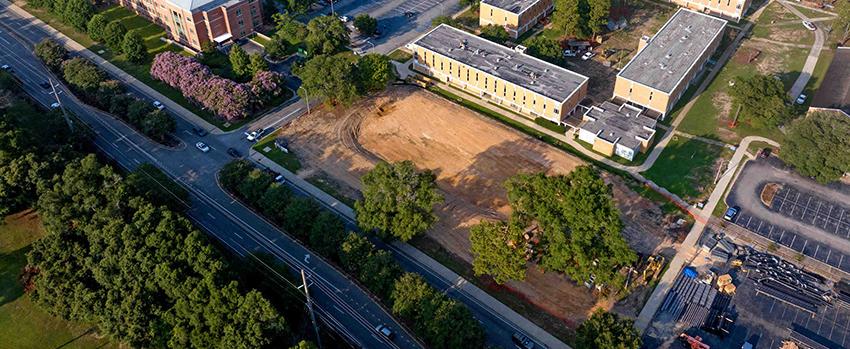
{"left": 279, "top": 85, "right": 680, "bottom": 324}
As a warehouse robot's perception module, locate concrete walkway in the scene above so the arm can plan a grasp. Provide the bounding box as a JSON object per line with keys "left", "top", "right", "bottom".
{"left": 779, "top": 0, "right": 827, "bottom": 99}
{"left": 633, "top": 136, "right": 780, "bottom": 331}
{"left": 1, "top": 0, "right": 225, "bottom": 134}
{"left": 249, "top": 150, "right": 571, "bottom": 349}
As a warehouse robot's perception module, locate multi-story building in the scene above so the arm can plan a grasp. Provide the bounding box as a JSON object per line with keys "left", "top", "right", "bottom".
{"left": 407, "top": 24, "right": 588, "bottom": 124}
{"left": 118, "top": 0, "right": 263, "bottom": 51}
{"left": 479, "top": 0, "right": 554, "bottom": 39}
{"left": 669, "top": 0, "right": 751, "bottom": 22}
{"left": 576, "top": 101, "right": 657, "bottom": 161}
{"left": 613, "top": 8, "right": 726, "bottom": 118}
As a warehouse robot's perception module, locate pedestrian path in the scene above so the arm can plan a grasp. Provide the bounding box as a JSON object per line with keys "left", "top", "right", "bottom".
{"left": 779, "top": 0, "right": 826, "bottom": 99}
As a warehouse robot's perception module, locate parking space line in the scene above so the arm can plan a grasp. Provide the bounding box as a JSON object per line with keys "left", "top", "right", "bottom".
{"left": 813, "top": 245, "right": 820, "bottom": 259}
{"left": 790, "top": 234, "right": 797, "bottom": 247}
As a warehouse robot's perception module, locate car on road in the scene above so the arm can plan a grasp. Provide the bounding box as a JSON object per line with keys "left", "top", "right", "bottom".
{"left": 795, "top": 93, "right": 807, "bottom": 104}
{"left": 39, "top": 81, "right": 51, "bottom": 89}
{"left": 245, "top": 128, "right": 265, "bottom": 141}
{"left": 803, "top": 21, "right": 816, "bottom": 31}
{"left": 152, "top": 100, "right": 165, "bottom": 110}
{"left": 512, "top": 332, "right": 536, "bottom": 349}
{"left": 50, "top": 102, "right": 60, "bottom": 109}
{"left": 403, "top": 11, "right": 417, "bottom": 18}
{"left": 275, "top": 174, "right": 286, "bottom": 183}
{"left": 338, "top": 15, "right": 350, "bottom": 22}
{"left": 195, "top": 142, "right": 210, "bottom": 153}
{"left": 563, "top": 49, "right": 577, "bottom": 57}
{"left": 581, "top": 51, "right": 595, "bottom": 61}
{"left": 226, "top": 147, "right": 241, "bottom": 158}
{"left": 723, "top": 206, "right": 740, "bottom": 221}
{"left": 193, "top": 127, "right": 208, "bottom": 137}
{"left": 375, "top": 324, "right": 394, "bottom": 339}
{"left": 0, "top": 64, "right": 10, "bottom": 71}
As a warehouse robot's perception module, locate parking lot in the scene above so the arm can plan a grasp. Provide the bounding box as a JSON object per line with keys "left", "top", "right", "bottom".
{"left": 770, "top": 186, "right": 850, "bottom": 241}
{"left": 729, "top": 272, "right": 850, "bottom": 349}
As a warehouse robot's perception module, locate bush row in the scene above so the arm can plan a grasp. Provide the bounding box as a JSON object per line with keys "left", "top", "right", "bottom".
{"left": 534, "top": 117, "right": 567, "bottom": 134}
{"left": 219, "top": 160, "right": 486, "bottom": 348}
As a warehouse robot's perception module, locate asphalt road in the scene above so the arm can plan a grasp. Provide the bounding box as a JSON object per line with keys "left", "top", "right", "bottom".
{"left": 0, "top": 16, "right": 420, "bottom": 349}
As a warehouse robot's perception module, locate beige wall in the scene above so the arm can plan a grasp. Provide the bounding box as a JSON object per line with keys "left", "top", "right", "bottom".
{"left": 670, "top": 0, "right": 750, "bottom": 21}
{"left": 479, "top": 0, "right": 553, "bottom": 38}
{"left": 592, "top": 139, "right": 615, "bottom": 156}
{"left": 412, "top": 45, "right": 586, "bottom": 123}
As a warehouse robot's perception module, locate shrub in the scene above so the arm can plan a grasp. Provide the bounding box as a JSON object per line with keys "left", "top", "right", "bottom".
{"left": 534, "top": 117, "right": 567, "bottom": 133}
{"left": 34, "top": 39, "right": 68, "bottom": 71}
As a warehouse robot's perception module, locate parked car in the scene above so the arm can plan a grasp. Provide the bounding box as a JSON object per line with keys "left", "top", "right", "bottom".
{"left": 274, "top": 174, "right": 286, "bottom": 183}
{"left": 581, "top": 51, "right": 595, "bottom": 61}
{"left": 0, "top": 64, "right": 10, "bottom": 71}
{"left": 226, "top": 147, "right": 241, "bottom": 158}
{"left": 195, "top": 142, "right": 210, "bottom": 153}
{"left": 795, "top": 93, "right": 807, "bottom": 104}
{"left": 403, "top": 11, "right": 417, "bottom": 18}
{"left": 802, "top": 20, "right": 816, "bottom": 31}
{"left": 723, "top": 206, "right": 740, "bottom": 221}
{"left": 193, "top": 127, "right": 208, "bottom": 137}
{"left": 375, "top": 324, "right": 394, "bottom": 339}
{"left": 511, "top": 332, "right": 535, "bottom": 349}
{"left": 563, "top": 49, "right": 577, "bottom": 57}
{"left": 759, "top": 147, "right": 772, "bottom": 158}
{"left": 152, "top": 100, "right": 165, "bottom": 110}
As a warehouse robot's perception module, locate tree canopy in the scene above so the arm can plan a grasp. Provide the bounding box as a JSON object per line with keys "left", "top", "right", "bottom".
{"left": 305, "top": 16, "right": 349, "bottom": 55}
{"left": 104, "top": 21, "right": 128, "bottom": 53}
{"left": 230, "top": 44, "right": 252, "bottom": 78}
{"left": 469, "top": 220, "right": 528, "bottom": 283}
{"left": 356, "top": 53, "right": 396, "bottom": 92}
{"left": 479, "top": 24, "right": 510, "bottom": 43}
{"left": 355, "top": 161, "right": 443, "bottom": 241}
{"left": 354, "top": 14, "right": 378, "bottom": 36}
{"left": 729, "top": 73, "right": 792, "bottom": 128}
{"left": 552, "top": 0, "right": 610, "bottom": 38}
{"left": 525, "top": 35, "right": 562, "bottom": 64}
{"left": 294, "top": 54, "right": 360, "bottom": 106}
{"left": 61, "top": 0, "right": 94, "bottom": 31}
{"left": 273, "top": 13, "right": 308, "bottom": 45}
{"left": 86, "top": 14, "right": 109, "bottom": 42}
{"left": 782, "top": 112, "right": 850, "bottom": 183}
{"left": 62, "top": 57, "right": 105, "bottom": 92}
{"left": 122, "top": 30, "right": 147, "bottom": 64}
{"left": 34, "top": 38, "right": 68, "bottom": 71}
{"left": 575, "top": 309, "right": 641, "bottom": 349}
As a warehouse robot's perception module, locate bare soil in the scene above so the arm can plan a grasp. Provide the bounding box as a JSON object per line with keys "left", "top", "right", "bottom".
{"left": 761, "top": 183, "right": 782, "bottom": 207}
{"left": 279, "top": 85, "right": 680, "bottom": 323}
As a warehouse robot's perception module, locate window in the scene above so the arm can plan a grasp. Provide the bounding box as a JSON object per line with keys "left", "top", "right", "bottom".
{"left": 475, "top": 72, "right": 479, "bottom": 81}
{"left": 649, "top": 91, "right": 653, "bottom": 101}
{"left": 440, "top": 62, "right": 444, "bottom": 70}
{"left": 238, "top": 20, "right": 244, "bottom": 26}
{"left": 553, "top": 108, "right": 559, "bottom": 114}
{"left": 465, "top": 69, "right": 468, "bottom": 80}
{"left": 490, "top": 9, "right": 493, "bottom": 16}
{"left": 236, "top": 9, "right": 242, "bottom": 16}
{"left": 503, "top": 86, "right": 506, "bottom": 96}
{"left": 484, "top": 77, "right": 488, "bottom": 87}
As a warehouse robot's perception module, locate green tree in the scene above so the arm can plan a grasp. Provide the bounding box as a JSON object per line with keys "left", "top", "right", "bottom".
{"left": 305, "top": 15, "right": 349, "bottom": 55}
{"left": 354, "top": 13, "right": 378, "bottom": 36}
{"left": 104, "top": 21, "right": 128, "bottom": 53}
{"left": 575, "top": 309, "right": 641, "bottom": 349}
{"left": 220, "top": 160, "right": 254, "bottom": 191}
{"left": 289, "top": 340, "right": 318, "bottom": 349}
{"left": 282, "top": 197, "right": 320, "bottom": 239}
{"left": 295, "top": 54, "right": 360, "bottom": 106}
{"left": 62, "top": 58, "right": 104, "bottom": 92}
{"left": 273, "top": 13, "right": 308, "bottom": 44}
{"left": 34, "top": 38, "right": 68, "bottom": 71}
{"left": 730, "top": 74, "right": 792, "bottom": 128}
{"left": 356, "top": 53, "right": 395, "bottom": 92}
{"left": 259, "top": 183, "right": 293, "bottom": 223}
{"left": 469, "top": 220, "right": 527, "bottom": 284}
{"left": 460, "top": 0, "right": 480, "bottom": 7}
{"left": 265, "top": 36, "right": 287, "bottom": 60}
{"left": 86, "top": 14, "right": 109, "bottom": 42}
{"left": 431, "top": 15, "right": 457, "bottom": 27}
{"left": 587, "top": 0, "right": 611, "bottom": 35}
{"left": 355, "top": 161, "right": 443, "bottom": 242}
{"left": 122, "top": 30, "right": 147, "bottom": 64}
{"left": 835, "top": 0, "right": 850, "bottom": 42}
{"left": 237, "top": 168, "right": 273, "bottom": 206}
{"left": 229, "top": 44, "right": 251, "bottom": 78}
{"left": 553, "top": 0, "right": 589, "bottom": 39}
{"left": 249, "top": 53, "right": 269, "bottom": 76}
{"left": 126, "top": 98, "right": 153, "bottom": 124}
{"left": 285, "top": 0, "right": 315, "bottom": 14}
{"left": 783, "top": 112, "right": 850, "bottom": 183}
{"left": 358, "top": 250, "right": 402, "bottom": 300}
{"left": 94, "top": 79, "right": 123, "bottom": 109}
{"left": 525, "top": 35, "right": 562, "bottom": 64}
{"left": 125, "top": 163, "right": 188, "bottom": 211}
{"left": 339, "top": 232, "right": 374, "bottom": 273}
{"left": 62, "top": 0, "right": 94, "bottom": 31}
{"left": 479, "top": 24, "right": 510, "bottom": 43}
{"left": 139, "top": 109, "right": 176, "bottom": 142}
{"left": 308, "top": 211, "right": 345, "bottom": 259}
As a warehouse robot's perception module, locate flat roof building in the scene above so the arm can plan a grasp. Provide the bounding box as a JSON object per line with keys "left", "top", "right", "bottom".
{"left": 613, "top": 8, "right": 726, "bottom": 118}
{"left": 669, "top": 0, "right": 751, "bottom": 22}
{"left": 479, "top": 0, "right": 554, "bottom": 39}
{"left": 407, "top": 24, "right": 589, "bottom": 124}
{"left": 577, "top": 101, "right": 657, "bottom": 161}
{"left": 118, "top": 0, "right": 262, "bottom": 51}
{"left": 810, "top": 47, "right": 850, "bottom": 117}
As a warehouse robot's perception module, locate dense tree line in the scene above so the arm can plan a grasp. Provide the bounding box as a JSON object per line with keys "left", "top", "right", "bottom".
{"left": 470, "top": 166, "right": 637, "bottom": 291}
{"left": 575, "top": 309, "right": 641, "bottom": 349}
{"left": 219, "top": 160, "right": 485, "bottom": 348}
{"left": 552, "top": 0, "right": 610, "bottom": 38}
{"left": 354, "top": 14, "right": 378, "bottom": 36}
{"left": 29, "top": 0, "right": 94, "bottom": 31}
{"left": 34, "top": 39, "right": 176, "bottom": 143}
{"left": 479, "top": 24, "right": 510, "bottom": 43}
{"left": 294, "top": 52, "right": 396, "bottom": 106}
{"left": 782, "top": 112, "right": 850, "bottom": 183}
{"left": 729, "top": 73, "right": 793, "bottom": 128}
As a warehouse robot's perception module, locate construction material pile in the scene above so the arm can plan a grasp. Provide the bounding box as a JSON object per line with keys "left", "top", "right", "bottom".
{"left": 744, "top": 250, "right": 832, "bottom": 315}
{"left": 660, "top": 268, "right": 718, "bottom": 328}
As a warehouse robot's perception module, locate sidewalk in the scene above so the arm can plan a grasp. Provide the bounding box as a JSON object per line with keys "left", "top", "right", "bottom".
{"left": 249, "top": 149, "right": 571, "bottom": 349}
{"left": 779, "top": 0, "right": 827, "bottom": 99}
{"left": 1, "top": 0, "right": 222, "bottom": 134}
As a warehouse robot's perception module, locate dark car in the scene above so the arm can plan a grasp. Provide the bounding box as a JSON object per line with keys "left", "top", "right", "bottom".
{"left": 226, "top": 147, "right": 241, "bottom": 158}
{"left": 723, "top": 206, "right": 740, "bottom": 221}
{"left": 512, "top": 332, "right": 535, "bottom": 349}
{"left": 193, "top": 127, "right": 208, "bottom": 137}
{"left": 759, "top": 147, "right": 772, "bottom": 158}
{"left": 39, "top": 81, "right": 51, "bottom": 89}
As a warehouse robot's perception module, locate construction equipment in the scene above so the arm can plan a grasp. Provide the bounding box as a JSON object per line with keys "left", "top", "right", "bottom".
{"left": 641, "top": 255, "right": 665, "bottom": 284}
{"left": 679, "top": 333, "right": 710, "bottom": 349}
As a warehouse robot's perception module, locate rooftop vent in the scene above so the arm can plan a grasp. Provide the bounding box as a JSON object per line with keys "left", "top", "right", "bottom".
{"left": 680, "top": 34, "right": 689, "bottom": 42}
{"left": 665, "top": 53, "right": 672, "bottom": 59}
{"left": 513, "top": 63, "right": 522, "bottom": 71}
{"left": 685, "top": 25, "right": 693, "bottom": 33}
{"left": 659, "top": 63, "right": 667, "bottom": 69}
{"left": 474, "top": 48, "right": 481, "bottom": 55}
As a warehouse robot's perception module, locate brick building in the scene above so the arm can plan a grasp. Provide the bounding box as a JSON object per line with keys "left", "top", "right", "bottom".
{"left": 117, "top": 0, "right": 263, "bottom": 51}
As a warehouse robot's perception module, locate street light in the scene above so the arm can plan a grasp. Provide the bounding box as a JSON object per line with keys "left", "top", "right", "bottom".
{"left": 299, "top": 86, "right": 311, "bottom": 114}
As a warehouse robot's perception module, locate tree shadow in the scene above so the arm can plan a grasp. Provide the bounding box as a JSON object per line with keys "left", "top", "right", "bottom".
{"left": 0, "top": 246, "right": 31, "bottom": 308}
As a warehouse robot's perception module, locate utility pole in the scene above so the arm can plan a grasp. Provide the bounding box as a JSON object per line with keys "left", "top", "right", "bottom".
{"left": 301, "top": 269, "right": 323, "bottom": 349}
{"left": 299, "top": 86, "right": 311, "bottom": 114}
{"left": 50, "top": 78, "right": 73, "bottom": 132}
{"left": 330, "top": 0, "right": 335, "bottom": 16}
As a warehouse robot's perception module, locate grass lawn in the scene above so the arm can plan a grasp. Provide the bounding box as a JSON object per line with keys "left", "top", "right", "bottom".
{"left": 751, "top": 21, "right": 816, "bottom": 46}
{"left": 642, "top": 136, "right": 731, "bottom": 201}
{"left": 788, "top": 3, "right": 830, "bottom": 19}
{"left": 253, "top": 130, "right": 302, "bottom": 173}
{"left": 388, "top": 49, "right": 413, "bottom": 63}
{"left": 0, "top": 211, "right": 116, "bottom": 349}
{"left": 454, "top": 5, "right": 480, "bottom": 31}
{"left": 306, "top": 177, "right": 357, "bottom": 207}
{"left": 21, "top": 4, "right": 260, "bottom": 131}
{"left": 249, "top": 33, "right": 271, "bottom": 46}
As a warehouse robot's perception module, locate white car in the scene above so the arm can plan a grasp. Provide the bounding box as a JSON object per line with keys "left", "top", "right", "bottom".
{"left": 802, "top": 21, "right": 816, "bottom": 31}
{"left": 581, "top": 51, "right": 595, "bottom": 61}
{"left": 375, "top": 324, "right": 394, "bottom": 339}
{"left": 338, "top": 15, "right": 350, "bottom": 22}
{"left": 245, "top": 128, "right": 265, "bottom": 141}
{"left": 195, "top": 142, "right": 210, "bottom": 152}
{"left": 50, "top": 102, "right": 60, "bottom": 109}
{"left": 795, "top": 93, "right": 807, "bottom": 104}
{"left": 152, "top": 100, "right": 164, "bottom": 110}
{"left": 0, "top": 64, "right": 10, "bottom": 71}
{"left": 563, "top": 49, "right": 577, "bottom": 57}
